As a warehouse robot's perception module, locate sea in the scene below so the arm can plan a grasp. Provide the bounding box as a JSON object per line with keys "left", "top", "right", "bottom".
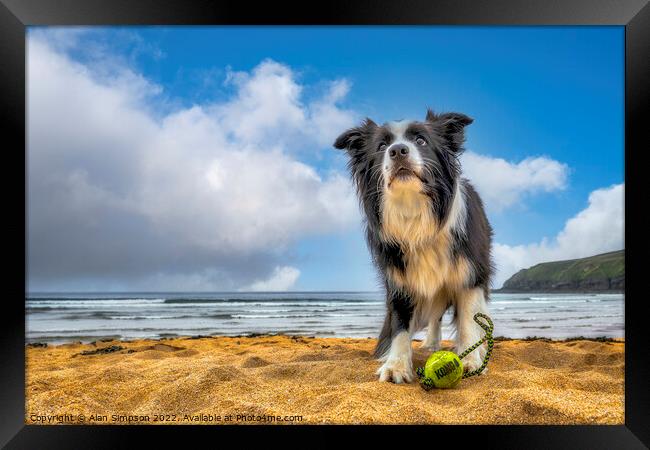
{"left": 25, "top": 292, "right": 624, "bottom": 344}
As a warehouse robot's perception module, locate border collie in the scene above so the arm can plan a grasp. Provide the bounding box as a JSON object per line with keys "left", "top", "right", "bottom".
{"left": 334, "top": 110, "right": 493, "bottom": 383}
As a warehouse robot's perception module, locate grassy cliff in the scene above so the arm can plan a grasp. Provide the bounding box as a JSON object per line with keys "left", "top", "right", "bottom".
{"left": 498, "top": 250, "right": 624, "bottom": 293}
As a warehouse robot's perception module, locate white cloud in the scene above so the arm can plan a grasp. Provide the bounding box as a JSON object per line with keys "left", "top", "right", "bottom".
{"left": 217, "top": 61, "right": 357, "bottom": 149}
{"left": 246, "top": 266, "right": 301, "bottom": 291}
{"left": 218, "top": 60, "right": 307, "bottom": 144}
{"left": 461, "top": 151, "right": 569, "bottom": 212}
{"left": 27, "top": 34, "right": 359, "bottom": 291}
{"left": 493, "top": 183, "right": 624, "bottom": 287}
{"left": 309, "top": 80, "right": 357, "bottom": 147}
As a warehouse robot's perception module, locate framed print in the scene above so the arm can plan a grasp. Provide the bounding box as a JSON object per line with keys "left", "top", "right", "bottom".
{"left": 1, "top": 0, "right": 648, "bottom": 447}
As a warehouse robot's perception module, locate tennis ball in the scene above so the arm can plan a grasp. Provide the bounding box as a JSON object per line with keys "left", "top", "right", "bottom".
{"left": 423, "top": 351, "right": 463, "bottom": 388}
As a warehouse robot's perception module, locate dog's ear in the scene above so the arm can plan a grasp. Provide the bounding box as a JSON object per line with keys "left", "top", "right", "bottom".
{"left": 425, "top": 109, "right": 473, "bottom": 152}
{"left": 334, "top": 118, "right": 377, "bottom": 153}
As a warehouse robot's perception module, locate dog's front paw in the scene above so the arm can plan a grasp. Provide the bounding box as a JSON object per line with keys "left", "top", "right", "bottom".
{"left": 376, "top": 356, "right": 414, "bottom": 384}
{"left": 460, "top": 353, "right": 487, "bottom": 374}
{"left": 456, "top": 341, "right": 488, "bottom": 373}
{"left": 419, "top": 339, "right": 440, "bottom": 351}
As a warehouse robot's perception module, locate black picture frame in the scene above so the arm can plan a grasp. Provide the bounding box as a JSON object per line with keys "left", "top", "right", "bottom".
{"left": 2, "top": 0, "right": 648, "bottom": 447}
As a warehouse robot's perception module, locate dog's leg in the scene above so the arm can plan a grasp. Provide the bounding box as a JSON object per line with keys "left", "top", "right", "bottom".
{"left": 419, "top": 297, "right": 448, "bottom": 350}
{"left": 375, "top": 288, "right": 415, "bottom": 384}
{"left": 420, "top": 316, "right": 442, "bottom": 350}
{"left": 455, "top": 287, "right": 489, "bottom": 373}
{"left": 374, "top": 309, "right": 393, "bottom": 359}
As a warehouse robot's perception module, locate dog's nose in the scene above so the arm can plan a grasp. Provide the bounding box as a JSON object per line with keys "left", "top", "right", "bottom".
{"left": 389, "top": 144, "right": 409, "bottom": 160}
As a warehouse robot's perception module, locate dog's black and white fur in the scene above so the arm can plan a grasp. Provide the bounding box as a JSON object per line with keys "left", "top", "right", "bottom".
{"left": 334, "top": 110, "right": 493, "bottom": 383}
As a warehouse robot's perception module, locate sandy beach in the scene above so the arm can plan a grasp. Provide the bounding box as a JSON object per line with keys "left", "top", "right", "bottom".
{"left": 26, "top": 336, "right": 624, "bottom": 425}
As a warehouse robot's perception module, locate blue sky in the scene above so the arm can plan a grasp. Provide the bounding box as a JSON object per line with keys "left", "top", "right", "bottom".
{"left": 27, "top": 26, "right": 624, "bottom": 292}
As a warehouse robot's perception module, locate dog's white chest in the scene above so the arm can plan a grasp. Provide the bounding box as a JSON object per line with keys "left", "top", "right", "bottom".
{"left": 381, "top": 179, "right": 470, "bottom": 299}
{"left": 391, "top": 240, "right": 459, "bottom": 299}
{"left": 381, "top": 178, "right": 436, "bottom": 248}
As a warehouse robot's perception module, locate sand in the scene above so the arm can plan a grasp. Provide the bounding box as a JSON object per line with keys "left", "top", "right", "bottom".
{"left": 25, "top": 336, "right": 624, "bottom": 425}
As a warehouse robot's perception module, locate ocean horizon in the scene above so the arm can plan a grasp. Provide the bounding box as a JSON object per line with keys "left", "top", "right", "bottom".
{"left": 25, "top": 291, "right": 624, "bottom": 344}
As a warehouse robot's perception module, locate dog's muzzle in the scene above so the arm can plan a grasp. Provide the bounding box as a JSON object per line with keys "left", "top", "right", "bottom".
{"left": 387, "top": 145, "right": 418, "bottom": 184}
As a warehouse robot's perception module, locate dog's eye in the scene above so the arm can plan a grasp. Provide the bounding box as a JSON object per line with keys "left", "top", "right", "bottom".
{"left": 416, "top": 136, "right": 427, "bottom": 146}
{"left": 378, "top": 143, "right": 387, "bottom": 151}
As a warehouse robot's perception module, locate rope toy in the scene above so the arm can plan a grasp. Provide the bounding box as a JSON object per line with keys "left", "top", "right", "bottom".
{"left": 416, "top": 312, "right": 494, "bottom": 390}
